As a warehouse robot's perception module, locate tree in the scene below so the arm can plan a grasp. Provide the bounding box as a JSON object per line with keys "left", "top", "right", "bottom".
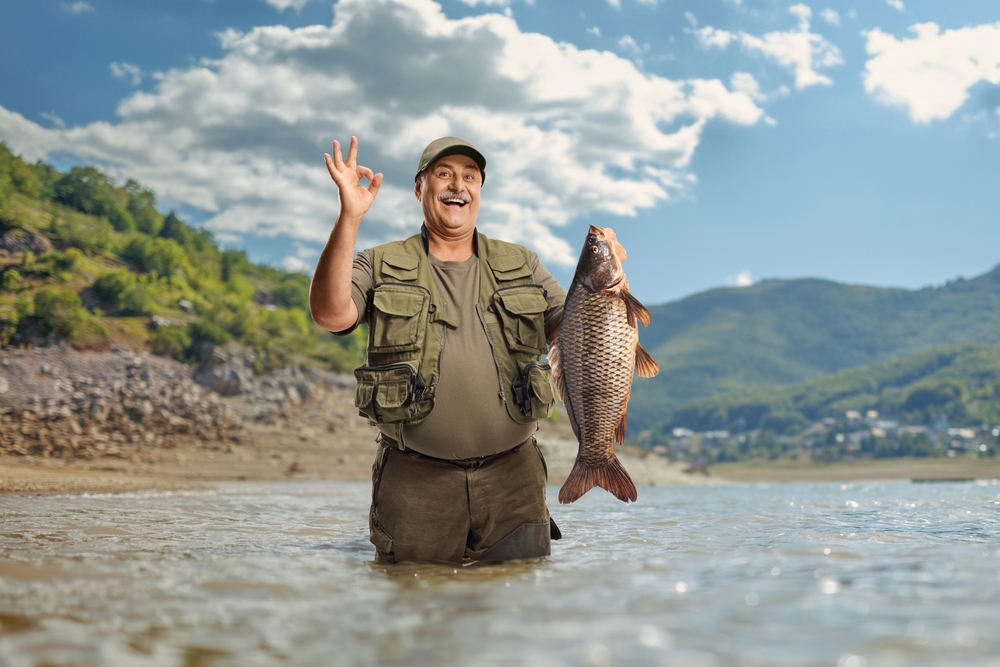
{"left": 54, "top": 166, "right": 135, "bottom": 232}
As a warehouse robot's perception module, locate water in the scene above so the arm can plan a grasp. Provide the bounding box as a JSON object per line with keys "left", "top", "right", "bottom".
{"left": 2, "top": 481, "right": 1000, "bottom": 667}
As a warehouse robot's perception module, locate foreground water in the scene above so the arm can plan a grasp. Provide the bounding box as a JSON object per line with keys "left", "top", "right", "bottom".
{"left": 2, "top": 480, "right": 999, "bottom": 667}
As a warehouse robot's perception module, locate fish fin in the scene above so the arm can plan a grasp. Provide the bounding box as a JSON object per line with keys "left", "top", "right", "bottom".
{"left": 547, "top": 338, "right": 566, "bottom": 404}
{"left": 621, "top": 288, "right": 651, "bottom": 328}
{"left": 634, "top": 343, "right": 659, "bottom": 378}
{"left": 558, "top": 454, "right": 637, "bottom": 504}
{"left": 615, "top": 411, "right": 627, "bottom": 445}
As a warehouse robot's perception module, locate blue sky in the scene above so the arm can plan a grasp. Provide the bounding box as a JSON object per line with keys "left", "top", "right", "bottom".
{"left": 2, "top": 0, "right": 999, "bottom": 304}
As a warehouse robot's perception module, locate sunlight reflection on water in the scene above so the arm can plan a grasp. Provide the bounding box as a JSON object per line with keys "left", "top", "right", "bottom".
{"left": 2, "top": 480, "right": 999, "bottom": 666}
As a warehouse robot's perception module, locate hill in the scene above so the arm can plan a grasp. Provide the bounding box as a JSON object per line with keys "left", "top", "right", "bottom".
{"left": 663, "top": 343, "right": 1000, "bottom": 436}
{"left": 630, "top": 268, "right": 1000, "bottom": 430}
{"left": 0, "top": 143, "right": 364, "bottom": 371}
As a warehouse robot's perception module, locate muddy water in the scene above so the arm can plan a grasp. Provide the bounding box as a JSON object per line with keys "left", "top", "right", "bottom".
{"left": 2, "top": 481, "right": 999, "bottom": 666}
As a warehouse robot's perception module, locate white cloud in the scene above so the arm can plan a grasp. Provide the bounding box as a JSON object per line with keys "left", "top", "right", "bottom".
{"left": 458, "top": 0, "right": 511, "bottom": 5}
{"left": 586, "top": 26, "right": 601, "bottom": 36}
{"left": 265, "top": 0, "right": 315, "bottom": 10}
{"left": 690, "top": 4, "right": 843, "bottom": 89}
{"left": 863, "top": 22, "right": 1000, "bottom": 124}
{"left": 61, "top": 1, "right": 94, "bottom": 14}
{"left": 617, "top": 35, "right": 643, "bottom": 56}
{"left": 820, "top": 9, "right": 839, "bottom": 26}
{"left": 885, "top": 0, "right": 904, "bottom": 12}
{"left": 110, "top": 62, "right": 144, "bottom": 86}
{"left": 605, "top": 0, "right": 621, "bottom": 8}
{"left": 727, "top": 270, "right": 753, "bottom": 287}
{"left": 0, "top": 0, "right": 764, "bottom": 267}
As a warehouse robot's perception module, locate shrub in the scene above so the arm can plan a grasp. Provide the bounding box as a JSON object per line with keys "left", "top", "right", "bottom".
{"left": 189, "top": 319, "right": 231, "bottom": 346}
{"left": 120, "top": 283, "right": 157, "bottom": 316}
{"left": 150, "top": 325, "right": 191, "bottom": 359}
{"left": 0, "top": 308, "right": 18, "bottom": 346}
{"left": 92, "top": 270, "right": 137, "bottom": 307}
{"left": 2, "top": 268, "right": 21, "bottom": 291}
{"left": 33, "top": 286, "right": 110, "bottom": 349}
{"left": 121, "top": 236, "right": 188, "bottom": 277}
{"left": 274, "top": 278, "right": 309, "bottom": 310}
{"left": 54, "top": 166, "right": 135, "bottom": 232}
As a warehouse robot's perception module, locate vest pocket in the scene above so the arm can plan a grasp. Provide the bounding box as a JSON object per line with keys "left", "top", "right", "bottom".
{"left": 511, "top": 362, "right": 556, "bottom": 420}
{"left": 369, "top": 283, "right": 430, "bottom": 354}
{"left": 493, "top": 285, "right": 548, "bottom": 355}
{"left": 354, "top": 364, "right": 427, "bottom": 423}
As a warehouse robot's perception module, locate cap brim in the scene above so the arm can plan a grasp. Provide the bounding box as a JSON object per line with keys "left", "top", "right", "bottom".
{"left": 417, "top": 145, "right": 486, "bottom": 183}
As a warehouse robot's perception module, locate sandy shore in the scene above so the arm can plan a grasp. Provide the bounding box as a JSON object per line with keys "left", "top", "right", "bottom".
{"left": 0, "top": 382, "right": 715, "bottom": 494}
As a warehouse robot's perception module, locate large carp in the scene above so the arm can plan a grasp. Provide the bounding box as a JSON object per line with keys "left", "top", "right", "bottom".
{"left": 549, "top": 226, "right": 659, "bottom": 504}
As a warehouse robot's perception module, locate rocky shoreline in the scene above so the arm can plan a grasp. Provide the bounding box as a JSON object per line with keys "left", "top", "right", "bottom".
{"left": 0, "top": 345, "right": 715, "bottom": 494}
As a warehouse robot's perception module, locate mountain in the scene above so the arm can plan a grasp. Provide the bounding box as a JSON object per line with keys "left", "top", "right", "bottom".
{"left": 662, "top": 343, "right": 1000, "bottom": 436}
{"left": 630, "top": 267, "right": 1000, "bottom": 430}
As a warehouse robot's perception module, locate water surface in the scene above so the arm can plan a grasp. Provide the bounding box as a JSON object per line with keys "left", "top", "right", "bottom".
{"left": 2, "top": 480, "right": 999, "bottom": 666}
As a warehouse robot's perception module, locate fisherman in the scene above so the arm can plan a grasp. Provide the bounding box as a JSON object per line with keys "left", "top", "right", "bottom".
{"left": 309, "top": 136, "right": 565, "bottom": 564}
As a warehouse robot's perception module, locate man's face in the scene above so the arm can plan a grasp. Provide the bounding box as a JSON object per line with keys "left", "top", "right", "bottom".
{"left": 415, "top": 154, "right": 482, "bottom": 237}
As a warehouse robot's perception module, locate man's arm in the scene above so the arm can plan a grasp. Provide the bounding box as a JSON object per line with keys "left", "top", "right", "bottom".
{"left": 529, "top": 252, "right": 566, "bottom": 341}
{"left": 309, "top": 136, "right": 383, "bottom": 333}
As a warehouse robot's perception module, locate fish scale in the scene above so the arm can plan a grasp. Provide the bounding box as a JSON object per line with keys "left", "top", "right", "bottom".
{"left": 549, "top": 225, "right": 658, "bottom": 504}
{"left": 561, "top": 288, "right": 636, "bottom": 468}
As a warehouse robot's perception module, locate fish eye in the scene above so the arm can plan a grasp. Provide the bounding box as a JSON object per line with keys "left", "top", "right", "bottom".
{"left": 590, "top": 245, "right": 599, "bottom": 253}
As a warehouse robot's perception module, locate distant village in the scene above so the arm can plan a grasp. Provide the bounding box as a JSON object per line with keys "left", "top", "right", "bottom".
{"left": 640, "top": 411, "right": 999, "bottom": 465}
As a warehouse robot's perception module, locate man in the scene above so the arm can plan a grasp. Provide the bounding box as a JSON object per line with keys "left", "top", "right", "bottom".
{"left": 310, "top": 136, "right": 565, "bottom": 564}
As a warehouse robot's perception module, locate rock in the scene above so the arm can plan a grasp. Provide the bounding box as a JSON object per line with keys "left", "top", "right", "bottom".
{"left": 193, "top": 363, "right": 252, "bottom": 396}
{"left": 0, "top": 229, "right": 53, "bottom": 255}
{"left": 177, "top": 299, "right": 193, "bottom": 313}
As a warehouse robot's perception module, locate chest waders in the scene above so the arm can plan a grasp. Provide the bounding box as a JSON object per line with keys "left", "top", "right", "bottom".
{"left": 353, "top": 231, "right": 557, "bottom": 450}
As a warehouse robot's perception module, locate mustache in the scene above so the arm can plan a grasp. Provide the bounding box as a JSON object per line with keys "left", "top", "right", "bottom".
{"left": 438, "top": 190, "right": 471, "bottom": 204}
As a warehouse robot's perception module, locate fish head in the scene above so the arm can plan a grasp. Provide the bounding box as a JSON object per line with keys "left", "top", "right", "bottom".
{"left": 575, "top": 225, "right": 626, "bottom": 290}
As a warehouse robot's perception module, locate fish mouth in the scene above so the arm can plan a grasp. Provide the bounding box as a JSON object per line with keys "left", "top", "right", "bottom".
{"left": 587, "top": 225, "right": 627, "bottom": 263}
{"left": 439, "top": 191, "right": 471, "bottom": 209}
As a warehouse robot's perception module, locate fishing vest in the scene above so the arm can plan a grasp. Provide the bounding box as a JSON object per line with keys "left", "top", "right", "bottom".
{"left": 353, "top": 229, "right": 557, "bottom": 449}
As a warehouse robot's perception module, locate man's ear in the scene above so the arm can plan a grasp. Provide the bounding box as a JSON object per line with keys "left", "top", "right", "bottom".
{"left": 414, "top": 174, "right": 423, "bottom": 201}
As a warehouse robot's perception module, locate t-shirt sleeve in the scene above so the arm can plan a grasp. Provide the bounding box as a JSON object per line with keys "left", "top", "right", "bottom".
{"left": 529, "top": 251, "right": 566, "bottom": 341}
{"left": 332, "top": 248, "right": 374, "bottom": 336}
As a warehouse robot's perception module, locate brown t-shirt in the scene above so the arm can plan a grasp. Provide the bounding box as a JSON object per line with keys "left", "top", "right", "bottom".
{"left": 341, "top": 244, "right": 565, "bottom": 460}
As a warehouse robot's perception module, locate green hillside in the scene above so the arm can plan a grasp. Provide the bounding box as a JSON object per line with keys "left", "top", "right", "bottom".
{"left": 0, "top": 143, "right": 364, "bottom": 371}
{"left": 662, "top": 343, "right": 1000, "bottom": 436}
{"left": 631, "top": 268, "right": 1000, "bottom": 430}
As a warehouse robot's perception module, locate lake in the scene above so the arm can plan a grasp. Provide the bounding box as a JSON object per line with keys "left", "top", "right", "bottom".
{"left": 1, "top": 480, "right": 999, "bottom": 666}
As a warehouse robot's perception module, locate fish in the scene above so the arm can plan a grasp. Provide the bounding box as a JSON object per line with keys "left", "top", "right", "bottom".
{"left": 548, "top": 225, "right": 659, "bottom": 504}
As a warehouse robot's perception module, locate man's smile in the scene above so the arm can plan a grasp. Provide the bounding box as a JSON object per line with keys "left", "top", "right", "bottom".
{"left": 439, "top": 191, "right": 471, "bottom": 209}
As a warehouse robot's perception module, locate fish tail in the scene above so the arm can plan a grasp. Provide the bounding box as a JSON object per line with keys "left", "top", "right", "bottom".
{"left": 558, "top": 455, "right": 638, "bottom": 504}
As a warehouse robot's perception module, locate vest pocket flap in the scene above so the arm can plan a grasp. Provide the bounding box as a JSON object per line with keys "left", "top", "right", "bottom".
{"left": 354, "top": 378, "right": 375, "bottom": 409}
{"left": 526, "top": 366, "right": 556, "bottom": 405}
{"left": 498, "top": 290, "right": 547, "bottom": 315}
{"left": 372, "top": 289, "right": 425, "bottom": 317}
{"left": 381, "top": 254, "right": 419, "bottom": 281}
{"left": 488, "top": 255, "right": 533, "bottom": 281}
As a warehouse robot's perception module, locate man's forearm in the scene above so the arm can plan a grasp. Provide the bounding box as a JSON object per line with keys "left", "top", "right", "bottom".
{"left": 309, "top": 214, "right": 361, "bottom": 332}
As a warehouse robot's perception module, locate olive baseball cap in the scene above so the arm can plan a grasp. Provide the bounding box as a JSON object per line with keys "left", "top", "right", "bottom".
{"left": 415, "top": 136, "right": 486, "bottom": 184}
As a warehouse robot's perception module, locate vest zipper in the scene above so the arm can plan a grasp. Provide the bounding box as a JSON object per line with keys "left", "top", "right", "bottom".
{"left": 476, "top": 303, "right": 507, "bottom": 405}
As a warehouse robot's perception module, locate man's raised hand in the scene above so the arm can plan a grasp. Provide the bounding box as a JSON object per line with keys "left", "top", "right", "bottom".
{"left": 324, "top": 136, "right": 383, "bottom": 223}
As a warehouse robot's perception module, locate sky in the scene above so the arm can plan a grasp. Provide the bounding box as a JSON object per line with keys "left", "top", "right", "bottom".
{"left": 1, "top": 0, "right": 999, "bottom": 305}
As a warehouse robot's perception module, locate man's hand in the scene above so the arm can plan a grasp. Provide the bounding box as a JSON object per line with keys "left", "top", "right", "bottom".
{"left": 324, "top": 136, "right": 383, "bottom": 223}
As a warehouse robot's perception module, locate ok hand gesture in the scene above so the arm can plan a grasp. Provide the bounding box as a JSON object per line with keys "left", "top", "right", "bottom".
{"left": 324, "top": 136, "right": 383, "bottom": 223}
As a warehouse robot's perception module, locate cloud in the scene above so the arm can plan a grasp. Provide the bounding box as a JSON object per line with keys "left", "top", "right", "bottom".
{"left": 0, "top": 0, "right": 764, "bottom": 267}
{"left": 820, "top": 9, "right": 839, "bottom": 26}
{"left": 605, "top": 0, "right": 621, "bottom": 8}
{"left": 264, "top": 0, "right": 316, "bottom": 10}
{"left": 457, "top": 0, "right": 511, "bottom": 5}
{"left": 885, "top": 0, "right": 904, "bottom": 12}
{"left": 863, "top": 22, "right": 1000, "bottom": 123}
{"left": 617, "top": 35, "right": 643, "bottom": 56}
{"left": 61, "top": 1, "right": 94, "bottom": 14}
{"left": 586, "top": 26, "right": 601, "bottom": 36}
{"left": 110, "top": 62, "right": 144, "bottom": 86}
{"left": 726, "top": 270, "right": 753, "bottom": 287}
{"left": 689, "top": 4, "right": 844, "bottom": 89}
